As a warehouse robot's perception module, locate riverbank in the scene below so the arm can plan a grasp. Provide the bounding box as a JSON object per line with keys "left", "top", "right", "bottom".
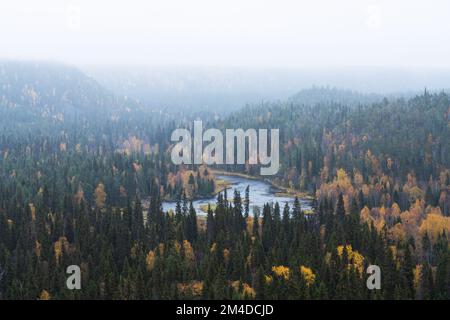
{"left": 162, "top": 171, "right": 314, "bottom": 215}
{"left": 211, "top": 169, "right": 314, "bottom": 200}
{"left": 162, "top": 177, "right": 231, "bottom": 202}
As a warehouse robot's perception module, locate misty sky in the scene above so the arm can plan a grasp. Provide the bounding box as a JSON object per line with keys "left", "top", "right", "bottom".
{"left": 1, "top": 0, "right": 450, "bottom": 68}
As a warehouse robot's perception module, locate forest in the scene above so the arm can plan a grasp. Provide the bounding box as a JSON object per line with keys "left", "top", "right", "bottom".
{"left": 0, "top": 62, "right": 449, "bottom": 300}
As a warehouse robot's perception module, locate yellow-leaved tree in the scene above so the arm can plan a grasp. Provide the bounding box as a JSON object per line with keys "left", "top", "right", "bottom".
{"left": 419, "top": 211, "right": 450, "bottom": 243}
{"left": 299, "top": 265, "right": 316, "bottom": 287}
{"left": 146, "top": 250, "right": 156, "bottom": 272}
{"left": 54, "top": 236, "right": 70, "bottom": 265}
{"left": 231, "top": 281, "right": 256, "bottom": 299}
{"left": 337, "top": 244, "right": 365, "bottom": 274}
{"left": 39, "top": 290, "right": 51, "bottom": 300}
{"left": 183, "top": 240, "right": 196, "bottom": 268}
{"left": 94, "top": 182, "right": 107, "bottom": 209}
{"left": 177, "top": 281, "right": 204, "bottom": 297}
{"left": 272, "top": 265, "right": 290, "bottom": 280}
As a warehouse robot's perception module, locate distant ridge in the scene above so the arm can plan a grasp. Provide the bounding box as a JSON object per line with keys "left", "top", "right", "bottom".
{"left": 0, "top": 61, "right": 136, "bottom": 119}
{"left": 288, "top": 87, "right": 384, "bottom": 106}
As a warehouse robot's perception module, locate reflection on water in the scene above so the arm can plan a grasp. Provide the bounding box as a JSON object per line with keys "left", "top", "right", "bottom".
{"left": 162, "top": 174, "right": 313, "bottom": 215}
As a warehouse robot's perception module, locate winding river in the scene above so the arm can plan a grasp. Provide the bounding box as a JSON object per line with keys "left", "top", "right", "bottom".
{"left": 162, "top": 174, "right": 313, "bottom": 215}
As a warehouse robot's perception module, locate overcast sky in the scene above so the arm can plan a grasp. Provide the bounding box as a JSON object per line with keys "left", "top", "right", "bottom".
{"left": 1, "top": 0, "right": 449, "bottom": 68}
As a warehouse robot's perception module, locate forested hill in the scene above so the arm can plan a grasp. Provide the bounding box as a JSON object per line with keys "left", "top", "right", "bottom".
{"left": 221, "top": 91, "right": 450, "bottom": 231}
{"left": 288, "top": 87, "right": 385, "bottom": 106}
{"left": 0, "top": 61, "right": 139, "bottom": 123}
{"left": 224, "top": 91, "right": 450, "bottom": 189}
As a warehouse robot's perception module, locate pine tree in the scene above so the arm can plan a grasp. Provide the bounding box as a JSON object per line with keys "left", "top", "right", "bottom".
{"left": 206, "top": 204, "right": 215, "bottom": 244}
{"left": 335, "top": 193, "right": 345, "bottom": 218}
{"left": 244, "top": 185, "right": 250, "bottom": 219}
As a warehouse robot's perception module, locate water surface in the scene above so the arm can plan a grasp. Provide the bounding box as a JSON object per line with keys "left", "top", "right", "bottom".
{"left": 162, "top": 174, "right": 313, "bottom": 215}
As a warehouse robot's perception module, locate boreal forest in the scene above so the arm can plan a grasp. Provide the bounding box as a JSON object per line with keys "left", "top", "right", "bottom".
{"left": 0, "top": 61, "right": 449, "bottom": 300}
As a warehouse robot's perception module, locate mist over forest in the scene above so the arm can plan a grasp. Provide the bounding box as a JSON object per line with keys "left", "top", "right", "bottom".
{"left": 1, "top": 59, "right": 449, "bottom": 301}
{"left": 87, "top": 65, "right": 450, "bottom": 112}
{"left": 1, "top": 0, "right": 450, "bottom": 304}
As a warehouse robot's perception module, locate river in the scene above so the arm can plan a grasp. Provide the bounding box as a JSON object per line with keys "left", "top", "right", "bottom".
{"left": 162, "top": 174, "right": 313, "bottom": 215}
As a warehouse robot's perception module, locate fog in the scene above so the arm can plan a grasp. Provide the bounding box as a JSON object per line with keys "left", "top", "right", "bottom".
{"left": 1, "top": 0, "right": 450, "bottom": 68}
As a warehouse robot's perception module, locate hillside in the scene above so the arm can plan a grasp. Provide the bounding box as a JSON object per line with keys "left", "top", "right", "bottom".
{"left": 289, "top": 87, "right": 385, "bottom": 106}
{"left": 0, "top": 61, "right": 138, "bottom": 123}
